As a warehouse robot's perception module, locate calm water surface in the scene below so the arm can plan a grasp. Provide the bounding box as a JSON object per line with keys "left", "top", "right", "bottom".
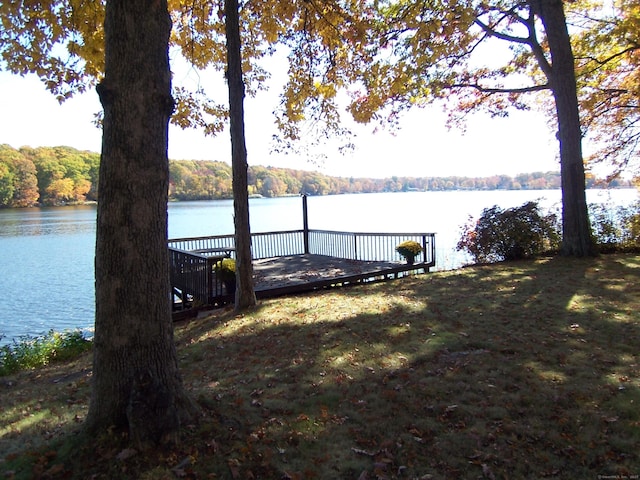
{"left": 0, "top": 189, "right": 637, "bottom": 344}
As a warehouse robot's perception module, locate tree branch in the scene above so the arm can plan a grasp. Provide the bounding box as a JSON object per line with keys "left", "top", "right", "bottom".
{"left": 518, "top": 9, "right": 550, "bottom": 80}
{"left": 473, "top": 18, "right": 529, "bottom": 45}
{"left": 473, "top": 5, "right": 552, "bottom": 78}
{"left": 450, "top": 82, "right": 550, "bottom": 94}
{"left": 577, "top": 45, "right": 640, "bottom": 76}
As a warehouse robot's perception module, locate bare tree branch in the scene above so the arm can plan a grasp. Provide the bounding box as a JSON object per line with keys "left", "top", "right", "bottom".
{"left": 450, "top": 82, "right": 550, "bottom": 94}
{"left": 577, "top": 45, "right": 640, "bottom": 77}
{"left": 473, "top": 18, "right": 529, "bottom": 45}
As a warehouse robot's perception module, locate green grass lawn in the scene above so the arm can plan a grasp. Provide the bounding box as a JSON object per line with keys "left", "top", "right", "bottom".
{"left": 2, "top": 254, "right": 639, "bottom": 479}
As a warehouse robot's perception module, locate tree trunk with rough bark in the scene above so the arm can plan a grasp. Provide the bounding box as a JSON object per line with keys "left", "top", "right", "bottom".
{"left": 225, "top": 0, "right": 257, "bottom": 310}
{"left": 86, "top": 0, "right": 195, "bottom": 445}
{"left": 534, "top": 0, "right": 596, "bottom": 257}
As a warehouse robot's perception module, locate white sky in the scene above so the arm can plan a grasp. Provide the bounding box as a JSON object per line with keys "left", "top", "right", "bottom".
{"left": 0, "top": 64, "right": 561, "bottom": 179}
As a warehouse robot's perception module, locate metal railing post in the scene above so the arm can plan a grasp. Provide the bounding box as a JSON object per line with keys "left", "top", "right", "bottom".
{"left": 302, "top": 194, "right": 309, "bottom": 254}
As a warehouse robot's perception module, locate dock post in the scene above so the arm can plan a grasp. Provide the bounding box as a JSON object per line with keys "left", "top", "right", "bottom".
{"left": 302, "top": 194, "right": 309, "bottom": 254}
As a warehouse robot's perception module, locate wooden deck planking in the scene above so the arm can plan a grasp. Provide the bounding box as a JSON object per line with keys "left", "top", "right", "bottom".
{"left": 252, "top": 253, "right": 424, "bottom": 297}
{"left": 172, "top": 254, "right": 427, "bottom": 319}
{"left": 170, "top": 227, "right": 436, "bottom": 319}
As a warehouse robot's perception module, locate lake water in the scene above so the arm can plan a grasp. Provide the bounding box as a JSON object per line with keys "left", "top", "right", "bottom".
{"left": 0, "top": 189, "right": 637, "bottom": 344}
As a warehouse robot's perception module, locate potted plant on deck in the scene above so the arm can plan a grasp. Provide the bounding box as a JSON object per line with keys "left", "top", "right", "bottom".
{"left": 214, "top": 258, "right": 236, "bottom": 295}
{"left": 395, "top": 240, "right": 423, "bottom": 265}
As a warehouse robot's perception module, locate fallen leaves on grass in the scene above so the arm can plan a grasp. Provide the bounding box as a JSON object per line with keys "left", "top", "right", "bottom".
{"left": 2, "top": 254, "right": 640, "bottom": 479}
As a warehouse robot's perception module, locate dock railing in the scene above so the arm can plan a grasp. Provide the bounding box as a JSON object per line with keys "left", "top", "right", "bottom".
{"left": 168, "top": 229, "right": 435, "bottom": 307}
{"left": 308, "top": 230, "right": 435, "bottom": 264}
{"left": 168, "top": 247, "right": 227, "bottom": 307}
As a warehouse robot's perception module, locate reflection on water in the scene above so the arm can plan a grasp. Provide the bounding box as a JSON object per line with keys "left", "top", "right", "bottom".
{"left": 168, "top": 196, "right": 304, "bottom": 238}
{"left": 0, "top": 205, "right": 97, "bottom": 237}
{"left": 0, "top": 206, "right": 97, "bottom": 345}
{"left": 0, "top": 189, "right": 637, "bottom": 344}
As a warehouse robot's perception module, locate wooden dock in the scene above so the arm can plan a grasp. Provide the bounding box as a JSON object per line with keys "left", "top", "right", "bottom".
{"left": 169, "top": 229, "right": 436, "bottom": 313}
{"left": 169, "top": 193, "right": 435, "bottom": 313}
{"left": 253, "top": 253, "right": 423, "bottom": 297}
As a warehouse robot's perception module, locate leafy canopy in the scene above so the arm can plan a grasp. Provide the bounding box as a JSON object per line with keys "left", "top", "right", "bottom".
{"left": 350, "top": 1, "right": 639, "bottom": 177}
{"left": 571, "top": 0, "right": 640, "bottom": 178}
{"left": 1, "top": 0, "right": 370, "bottom": 146}
{"left": 1, "top": 1, "right": 638, "bottom": 175}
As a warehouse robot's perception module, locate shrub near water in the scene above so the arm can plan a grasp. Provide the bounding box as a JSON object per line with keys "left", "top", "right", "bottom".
{"left": 589, "top": 200, "right": 640, "bottom": 252}
{"left": 457, "top": 201, "right": 560, "bottom": 264}
{"left": 458, "top": 199, "right": 640, "bottom": 265}
{"left": 0, "top": 330, "right": 91, "bottom": 376}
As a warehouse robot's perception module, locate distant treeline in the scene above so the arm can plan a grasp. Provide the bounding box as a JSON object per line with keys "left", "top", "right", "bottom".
{"left": 0, "top": 144, "right": 633, "bottom": 207}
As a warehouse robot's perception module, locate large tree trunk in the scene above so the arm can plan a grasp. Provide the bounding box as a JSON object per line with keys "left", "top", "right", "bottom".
{"left": 225, "top": 0, "right": 257, "bottom": 310}
{"left": 535, "top": 0, "right": 596, "bottom": 256}
{"left": 86, "top": 0, "right": 195, "bottom": 445}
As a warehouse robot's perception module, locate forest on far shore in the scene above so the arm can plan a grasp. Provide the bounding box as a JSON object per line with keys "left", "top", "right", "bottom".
{"left": 0, "top": 144, "right": 633, "bottom": 207}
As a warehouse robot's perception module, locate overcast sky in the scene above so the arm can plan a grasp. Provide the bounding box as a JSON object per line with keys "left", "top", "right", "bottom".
{"left": 0, "top": 65, "right": 561, "bottom": 179}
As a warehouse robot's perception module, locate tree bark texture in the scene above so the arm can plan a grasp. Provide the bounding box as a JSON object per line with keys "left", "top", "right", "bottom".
{"left": 225, "top": 0, "right": 257, "bottom": 310}
{"left": 87, "top": 0, "right": 194, "bottom": 444}
{"left": 533, "top": 0, "right": 596, "bottom": 256}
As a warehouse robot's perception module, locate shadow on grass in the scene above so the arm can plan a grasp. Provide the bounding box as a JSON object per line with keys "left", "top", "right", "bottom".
{"left": 169, "top": 255, "right": 639, "bottom": 479}
{"left": 0, "top": 354, "right": 92, "bottom": 476}
{"left": 2, "top": 255, "right": 639, "bottom": 479}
